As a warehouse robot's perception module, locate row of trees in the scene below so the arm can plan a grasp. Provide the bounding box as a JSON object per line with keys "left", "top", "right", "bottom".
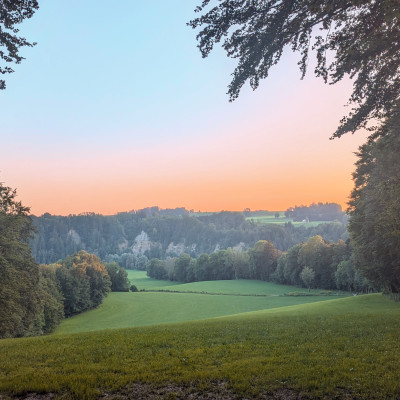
{"left": 285, "top": 203, "right": 345, "bottom": 222}
{"left": 147, "top": 236, "right": 373, "bottom": 293}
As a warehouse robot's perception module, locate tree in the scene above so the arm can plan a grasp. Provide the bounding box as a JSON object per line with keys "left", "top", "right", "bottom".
{"left": 0, "top": 182, "right": 43, "bottom": 338}
{"left": 300, "top": 266, "right": 315, "bottom": 291}
{"left": 56, "top": 251, "right": 111, "bottom": 316}
{"left": 189, "top": 0, "right": 400, "bottom": 137}
{"left": 248, "top": 240, "right": 279, "bottom": 281}
{"left": 0, "top": 0, "right": 39, "bottom": 90}
{"left": 105, "top": 262, "right": 130, "bottom": 292}
{"left": 348, "top": 106, "right": 400, "bottom": 295}
{"left": 38, "top": 265, "right": 64, "bottom": 334}
{"left": 173, "top": 253, "right": 192, "bottom": 282}
{"left": 298, "top": 235, "right": 335, "bottom": 288}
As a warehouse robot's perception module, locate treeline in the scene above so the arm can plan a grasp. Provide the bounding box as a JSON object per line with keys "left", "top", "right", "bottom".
{"left": 285, "top": 202, "right": 345, "bottom": 222}
{"left": 1, "top": 247, "right": 131, "bottom": 339}
{"left": 30, "top": 209, "right": 348, "bottom": 265}
{"left": 0, "top": 181, "right": 131, "bottom": 339}
{"left": 147, "top": 236, "right": 373, "bottom": 293}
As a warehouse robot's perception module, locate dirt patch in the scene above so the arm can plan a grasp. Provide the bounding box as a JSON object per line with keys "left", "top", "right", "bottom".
{"left": 99, "top": 382, "right": 302, "bottom": 399}
{"left": 1, "top": 383, "right": 303, "bottom": 400}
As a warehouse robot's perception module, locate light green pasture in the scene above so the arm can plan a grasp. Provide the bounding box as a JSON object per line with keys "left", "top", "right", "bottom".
{"left": 55, "top": 291, "right": 342, "bottom": 335}
{"left": 127, "top": 270, "right": 341, "bottom": 295}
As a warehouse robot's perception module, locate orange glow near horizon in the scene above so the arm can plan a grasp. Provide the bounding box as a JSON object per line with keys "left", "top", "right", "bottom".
{"left": 4, "top": 123, "right": 366, "bottom": 216}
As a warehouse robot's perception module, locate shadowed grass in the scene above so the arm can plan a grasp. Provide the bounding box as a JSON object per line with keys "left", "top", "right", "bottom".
{"left": 0, "top": 295, "right": 399, "bottom": 399}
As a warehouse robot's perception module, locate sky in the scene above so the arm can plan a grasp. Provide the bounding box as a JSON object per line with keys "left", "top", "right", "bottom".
{"left": 1, "top": 0, "right": 368, "bottom": 216}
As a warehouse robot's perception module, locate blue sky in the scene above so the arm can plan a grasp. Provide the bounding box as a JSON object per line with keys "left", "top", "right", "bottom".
{"left": 1, "top": 1, "right": 367, "bottom": 215}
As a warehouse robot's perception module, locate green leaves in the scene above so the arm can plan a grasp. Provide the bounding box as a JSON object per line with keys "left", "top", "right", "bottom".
{"left": 348, "top": 105, "right": 400, "bottom": 293}
{"left": 189, "top": 0, "right": 400, "bottom": 137}
{"left": 0, "top": 0, "right": 39, "bottom": 89}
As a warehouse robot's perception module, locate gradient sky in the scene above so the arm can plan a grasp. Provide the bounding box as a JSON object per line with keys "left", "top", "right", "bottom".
{"left": 1, "top": 0, "right": 368, "bottom": 216}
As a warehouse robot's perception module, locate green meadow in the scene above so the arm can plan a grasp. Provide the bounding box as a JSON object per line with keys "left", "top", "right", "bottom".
{"left": 246, "top": 215, "right": 328, "bottom": 226}
{"left": 55, "top": 291, "right": 344, "bottom": 335}
{"left": 1, "top": 294, "right": 400, "bottom": 399}
{"left": 57, "top": 274, "right": 345, "bottom": 334}
{"left": 128, "top": 270, "right": 339, "bottom": 295}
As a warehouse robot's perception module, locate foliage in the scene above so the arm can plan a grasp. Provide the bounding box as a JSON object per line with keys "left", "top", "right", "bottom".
{"left": 189, "top": 0, "right": 400, "bottom": 138}
{"left": 300, "top": 266, "right": 315, "bottom": 290}
{"left": 1, "top": 295, "right": 400, "bottom": 399}
{"left": 146, "top": 258, "right": 169, "bottom": 280}
{"left": 285, "top": 202, "right": 344, "bottom": 222}
{"left": 145, "top": 237, "right": 367, "bottom": 292}
{"left": 0, "top": 0, "right": 39, "bottom": 89}
{"left": 248, "top": 240, "right": 280, "bottom": 281}
{"left": 130, "top": 284, "right": 138, "bottom": 292}
{"left": 105, "top": 262, "right": 130, "bottom": 292}
{"left": 55, "top": 251, "right": 111, "bottom": 317}
{"left": 348, "top": 106, "right": 400, "bottom": 293}
{"left": 273, "top": 236, "right": 373, "bottom": 292}
{"left": 37, "top": 265, "right": 64, "bottom": 334}
{"left": 30, "top": 210, "right": 348, "bottom": 265}
{"left": 0, "top": 183, "right": 43, "bottom": 338}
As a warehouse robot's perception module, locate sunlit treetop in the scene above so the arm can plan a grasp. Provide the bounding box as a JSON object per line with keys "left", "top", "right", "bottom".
{"left": 0, "top": 0, "right": 39, "bottom": 90}
{"left": 189, "top": 0, "right": 400, "bottom": 138}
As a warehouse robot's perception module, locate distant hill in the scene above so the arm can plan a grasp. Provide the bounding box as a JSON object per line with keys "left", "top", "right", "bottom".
{"left": 30, "top": 207, "right": 348, "bottom": 266}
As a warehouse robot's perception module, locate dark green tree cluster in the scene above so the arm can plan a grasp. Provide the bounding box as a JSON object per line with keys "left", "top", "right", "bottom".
{"left": 146, "top": 235, "right": 373, "bottom": 292}
{"left": 348, "top": 106, "right": 400, "bottom": 295}
{"left": 147, "top": 240, "right": 279, "bottom": 283}
{"left": 54, "top": 251, "right": 111, "bottom": 317}
{"left": 105, "top": 262, "right": 130, "bottom": 292}
{"left": 0, "top": 183, "right": 68, "bottom": 338}
{"left": 0, "top": 183, "right": 45, "bottom": 338}
{"left": 37, "top": 265, "right": 65, "bottom": 334}
{"left": 272, "top": 236, "right": 372, "bottom": 292}
{"left": 285, "top": 203, "right": 344, "bottom": 222}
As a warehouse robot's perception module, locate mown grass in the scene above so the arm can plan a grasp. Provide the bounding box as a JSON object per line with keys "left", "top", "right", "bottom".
{"left": 127, "top": 270, "right": 180, "bottom": 290}
{"left": 1, "top": 295, "right": 399, "bottom": 399}
{"left": 127, "top": 270, "right": 341, "bottom": 295}
{"left": 55, "top": 291, "right": 343, "bottom": 335}
{"left": 150, "top": 279, "right": 338, "bottom": 295}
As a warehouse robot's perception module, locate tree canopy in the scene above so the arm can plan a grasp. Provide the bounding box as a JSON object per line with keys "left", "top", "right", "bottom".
{"left": 0, "top": 0, "right": 39, "bottom": 90}
{"left": 0, "top": 182, "right": 41, "bottom": 338}
{"left": 348, "top": 105, "right": 400, "bottom": 294}
{"left": 189, "top": 0, "right": 400, "bottom": 137}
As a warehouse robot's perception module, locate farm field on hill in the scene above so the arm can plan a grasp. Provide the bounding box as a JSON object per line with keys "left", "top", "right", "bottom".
{"left": 1, "top": 295, "right": 400, "bottom": 399}
{"left": 245, "top": 215, "right": 329, "bottom": 226}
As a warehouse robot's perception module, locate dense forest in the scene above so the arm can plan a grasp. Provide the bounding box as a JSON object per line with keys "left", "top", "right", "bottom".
{"left": 30, "top": 205, "right": 348, "bottom": 267}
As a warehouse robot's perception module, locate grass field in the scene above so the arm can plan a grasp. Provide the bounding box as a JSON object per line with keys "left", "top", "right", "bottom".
{"left": 127, "top": 270, "right": 342, "bottom": 295}
{"left": 127, "top": 270, "right": 182, "bottom": 290}
{"left": 245, "top": 215, "right": 331, "bottom": 226}
{"left": 55, "top": 291, "right": 346, "bottom": 335}
{"left": 57, "top": 274, "right": 346, "bottom": 334}
{"left": 1, "top": 294, "right": 400, "bottom": 399}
